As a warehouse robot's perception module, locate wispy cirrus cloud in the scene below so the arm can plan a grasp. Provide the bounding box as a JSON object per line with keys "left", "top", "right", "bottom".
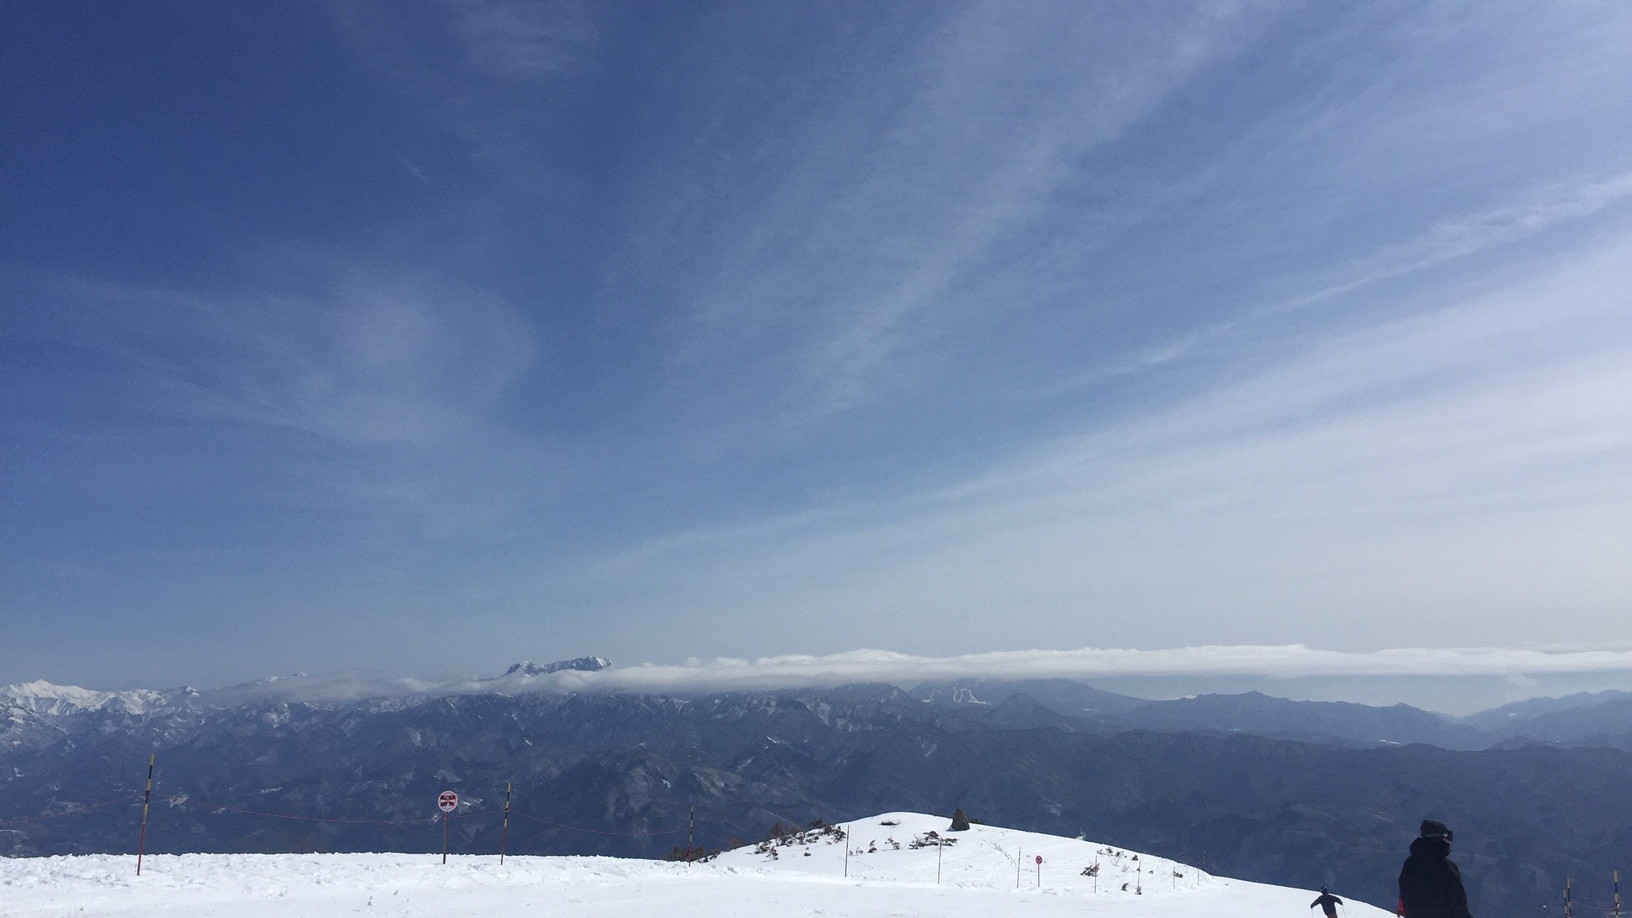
{"left": 534, "top": 224, "right": 1632, "bottom": 661}
{"left": 595, "top": 2, "right": 1294, "bottom": 429}
{"left": 34, "top": 271, "right": 532, "bottom": 449}
{"left": 4, "top": 266, "right": 547, "bottom": 546}
{"left": 1279, "top": 171, "right": 1632, "bottom": 315}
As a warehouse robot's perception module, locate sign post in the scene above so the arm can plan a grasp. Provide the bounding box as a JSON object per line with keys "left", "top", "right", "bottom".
{"left": 438, "top": 790, "right": 459, "bottom": 864}
{"left": 1036, "top": 854, "right": 1043, "bottom": 887}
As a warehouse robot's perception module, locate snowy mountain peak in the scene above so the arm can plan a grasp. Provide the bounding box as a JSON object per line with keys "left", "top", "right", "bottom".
{"left": 502, "top": 657, "right": 612, "bottom": 677}
{"left": 0, "top": 679, "right": 168, "bottom": 716}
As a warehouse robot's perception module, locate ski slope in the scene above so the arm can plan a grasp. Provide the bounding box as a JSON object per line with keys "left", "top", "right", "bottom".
{"left": 1, "top": 812, "right": 1391, "bottom": 917}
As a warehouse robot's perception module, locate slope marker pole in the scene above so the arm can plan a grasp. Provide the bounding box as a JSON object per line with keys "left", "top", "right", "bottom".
{"left": 135, "top": 754, "right": 155, "bottom": 876}
{"left": 500, "top": 783, "right": 511, "bottom": 865}
{"left": 843, "top": 824, "right": 849, "bottom": 878}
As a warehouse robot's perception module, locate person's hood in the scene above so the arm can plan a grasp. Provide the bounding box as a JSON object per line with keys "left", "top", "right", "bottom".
{"left": 1410, "top": 835, "right": 1451, "bottom": 858}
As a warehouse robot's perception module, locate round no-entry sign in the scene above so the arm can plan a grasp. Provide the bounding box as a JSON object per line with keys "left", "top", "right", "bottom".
{"left": 438, "top": 790, "right": 459, "bottom": 813}
{"left": 1036, "top": 855, "right": 1043, "bottom": 864}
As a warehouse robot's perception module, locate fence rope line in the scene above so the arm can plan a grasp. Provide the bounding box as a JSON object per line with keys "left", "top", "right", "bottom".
{"left": 512, "top": 810, "right": 689, "bottom": 838}
{"left": 171, "top": 799, "right": 689, "bottom": 837}
{"left": 4, "top": 792, "right": 784, "bottom": 847}
{"left": 169, "top": 798, "right": 505, "bottom": 826}
{"left": 0, "top": 794, "right": 143, "bottom": 827}
{"left": 4, "top": 794, "right": 693, "bottom": 840}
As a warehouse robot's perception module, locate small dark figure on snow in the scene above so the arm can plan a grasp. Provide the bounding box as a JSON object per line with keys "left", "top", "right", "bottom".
{"left": 948, "top": 807, "right": 971, "bottom": 832}
{"left": 1397, "top": 819, "right": 1473, "bottom": 918}
{"left": 1311, "top": 886, "right": 1344, "bottom": 917}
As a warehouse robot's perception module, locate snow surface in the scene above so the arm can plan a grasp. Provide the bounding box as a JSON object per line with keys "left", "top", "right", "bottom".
{"left": 1, "top": 812, "right": 1390, "bottom": 918}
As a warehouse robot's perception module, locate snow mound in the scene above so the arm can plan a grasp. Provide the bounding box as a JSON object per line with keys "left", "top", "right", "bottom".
{"left": 1, "top": 813, "right": 1394, "bottom": 918}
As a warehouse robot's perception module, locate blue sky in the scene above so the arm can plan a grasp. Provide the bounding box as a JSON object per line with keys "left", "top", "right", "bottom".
{"left": 4, "top": 2, "right": 1631, "bottom": 708}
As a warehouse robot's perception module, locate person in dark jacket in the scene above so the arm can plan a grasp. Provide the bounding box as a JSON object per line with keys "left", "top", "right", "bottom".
{"left": 1311, "top": 886, "right": 1344, "bottom": 917}
{"left": 1397, "top": 819, "right": 1473, "bottom": 918}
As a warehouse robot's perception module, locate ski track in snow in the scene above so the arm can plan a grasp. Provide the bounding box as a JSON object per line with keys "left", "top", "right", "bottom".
{"left": 1, "top": 812, "right": 1394, "bottom": 918}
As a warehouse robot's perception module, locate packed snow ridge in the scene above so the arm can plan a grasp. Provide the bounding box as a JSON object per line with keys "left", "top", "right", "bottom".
{"left": 3, "top": 812, "right": 1392, "bottom": 918}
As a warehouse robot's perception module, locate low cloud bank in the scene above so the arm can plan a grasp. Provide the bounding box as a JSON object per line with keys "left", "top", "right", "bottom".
{"left": 521, "top": 645, "right": 1632, "bottom": 694}
{"left": 64, "top": 645, "right": 1622, "bottom": 707}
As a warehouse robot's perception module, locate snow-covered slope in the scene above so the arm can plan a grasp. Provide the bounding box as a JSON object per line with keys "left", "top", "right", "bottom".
{"left": 2, "top": 812, "right": 1390, "bottom": 918}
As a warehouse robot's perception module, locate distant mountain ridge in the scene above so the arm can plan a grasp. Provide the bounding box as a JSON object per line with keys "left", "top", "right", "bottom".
{"left": 8, "top": 662, "right": 1632, "bottom": 752}
{"left": 907, "top": 679, "right": 1626, "bottom": 750}
{"left": 9, "top": 661, "right": 1632, "bottom": 914}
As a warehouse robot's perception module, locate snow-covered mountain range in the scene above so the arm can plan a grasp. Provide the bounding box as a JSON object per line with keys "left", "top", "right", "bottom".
{"left": 9, "top": 661, "right": 1632, "bottom": 752}
{"left": 6, "top": 660, "right": 1632, "bottom": 914}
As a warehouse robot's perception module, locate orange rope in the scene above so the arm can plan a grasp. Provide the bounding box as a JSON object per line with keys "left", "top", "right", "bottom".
{"left": 6, "top": 795, "right": 698, "bottom": 842}
{"left": 173, "top": 798, "right": 502, "bottom": 825}
{"left": 512, "top": 810, "right": 689, "bottom": 837}
{"left": 0, "top": 794, "right": 142, "bottom": 827}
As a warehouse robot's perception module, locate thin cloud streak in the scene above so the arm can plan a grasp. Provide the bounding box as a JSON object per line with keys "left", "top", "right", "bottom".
{"left": 1280, "top": 171, "right": 1632, "bottom": 315}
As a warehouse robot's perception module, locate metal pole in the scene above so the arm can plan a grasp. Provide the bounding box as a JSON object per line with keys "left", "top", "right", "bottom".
{"left": 136, "top": 754, "right": 155, "bottom": 876}
{"left": 1017, "top": 847, "right": 1022, "bottom": 889}
{"left": 937, "top": 835, "right": 943, "bottom": 884}
{"left": 442, "top": 811, "right": 450, "bottom": 864}
{"left": 500, "top": 783, "right": 511, "bottom": 865}
{"left": 843, "top": 825, "right": 849, "bottom": 878}
{"left": 688, "top": 806, "right": 695, "bottom": 865}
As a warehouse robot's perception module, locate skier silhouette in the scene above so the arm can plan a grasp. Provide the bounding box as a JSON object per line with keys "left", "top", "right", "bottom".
{"left": 1311, "top": 886, "right": 1344, "bottom": 918}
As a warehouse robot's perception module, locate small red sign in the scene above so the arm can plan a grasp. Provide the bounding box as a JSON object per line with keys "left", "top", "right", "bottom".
{"left": 438, "top": 790, "right": 459, "bottom": 813}
{"left": 1036, "top": 855, "right": 1043, "bottom": 864}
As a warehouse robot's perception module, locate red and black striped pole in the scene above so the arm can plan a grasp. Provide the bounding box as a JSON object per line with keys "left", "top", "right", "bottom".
{"left": 136, "top": 754, "right": 154, "bottom": 876}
